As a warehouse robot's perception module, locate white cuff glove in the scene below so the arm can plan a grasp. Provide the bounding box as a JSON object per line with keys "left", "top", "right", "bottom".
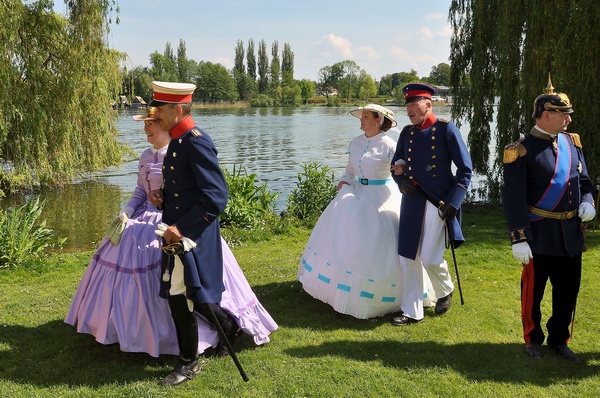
{"left": 154, "top": 222, "right": 197, "bottom": 252}
{"left": 512, "top": 241, "right": 533, "bottom": 264}
{"left": 119, "top": 206, "right": 134, "bottom": 221}
{"left": 578, "top": 202, "right": 596, "bottom": 222}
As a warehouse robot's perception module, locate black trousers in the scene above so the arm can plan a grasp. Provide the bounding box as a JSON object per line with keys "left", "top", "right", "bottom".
{"left": 167, "top": 294, "right": 238, "bottom": 360}
{"left": 521, "top": 253, "right": 582, "bottom": 346}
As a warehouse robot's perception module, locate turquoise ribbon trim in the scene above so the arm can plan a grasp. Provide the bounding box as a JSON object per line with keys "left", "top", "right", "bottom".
{"left": 357, "top": 177, "right": 392, "bottom": 185}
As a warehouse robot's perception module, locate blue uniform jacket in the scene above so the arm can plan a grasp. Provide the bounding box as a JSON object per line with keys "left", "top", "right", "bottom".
{"left": 503, "top": 128, "right": 594, "bottom": 257}
{"left": 391, "top": 118, "right": 472, "bottom": 260}
{"left": 159, "top": 121, "right": 229, "bottom": 304}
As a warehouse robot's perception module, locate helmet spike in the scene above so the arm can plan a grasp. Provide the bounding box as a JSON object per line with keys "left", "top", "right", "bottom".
{"left": 545, "top": 73, "right": 555, "bottom": 95}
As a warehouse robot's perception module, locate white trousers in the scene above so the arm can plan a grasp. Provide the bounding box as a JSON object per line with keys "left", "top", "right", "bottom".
{"left": 170, "top": 255, "right": 194, "bottom": 311}
{"left": 400, "top": 201, "right": 454, "bottom": 320}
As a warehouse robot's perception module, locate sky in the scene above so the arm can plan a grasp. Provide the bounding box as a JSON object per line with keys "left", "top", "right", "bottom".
{"left": 54, "top": 0, "right": 454, "bottom": 82}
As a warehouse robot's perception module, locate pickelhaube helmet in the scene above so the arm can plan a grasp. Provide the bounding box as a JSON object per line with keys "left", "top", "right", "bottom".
{"left": 532, "top": 74, "right": 573, "bottom": 118}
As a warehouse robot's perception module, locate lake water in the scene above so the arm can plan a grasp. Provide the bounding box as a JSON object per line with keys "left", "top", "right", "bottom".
{"left": 3, "top": 105, "right": 485, "bottom": 251}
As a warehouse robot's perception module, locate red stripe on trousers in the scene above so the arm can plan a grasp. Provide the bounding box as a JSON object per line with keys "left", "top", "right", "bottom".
{"left": 521, "top": 259, "right": 535, "bottom": 344}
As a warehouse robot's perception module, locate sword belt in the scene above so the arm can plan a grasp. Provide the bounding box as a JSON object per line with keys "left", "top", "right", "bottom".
{"left": 528, "top": 206, "right": 578, "bottom": 220}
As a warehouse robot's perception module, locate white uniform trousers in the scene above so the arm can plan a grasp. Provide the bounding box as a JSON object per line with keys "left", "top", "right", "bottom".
{"left": 400, "top": 201, "right": 454, "bottom": 320}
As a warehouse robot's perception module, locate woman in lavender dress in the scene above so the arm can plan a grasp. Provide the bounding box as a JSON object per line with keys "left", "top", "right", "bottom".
{"left": 65, "top": 108, "right": 277, "bottom": 357}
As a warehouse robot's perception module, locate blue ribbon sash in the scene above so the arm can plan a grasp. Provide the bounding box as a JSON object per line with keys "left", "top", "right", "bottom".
{"left": 529, "top": 134, "right": 571, "bottom": 220}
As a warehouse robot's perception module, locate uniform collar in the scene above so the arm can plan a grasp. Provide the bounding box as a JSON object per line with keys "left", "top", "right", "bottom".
{"left": 170, "top": 116, "right": 196, "bottom": 139}
{"left": 415, "top": 112, "right": 437, "bottom": 130}
{"left": 532, "top": 125, "right": 557, "bottom": 140}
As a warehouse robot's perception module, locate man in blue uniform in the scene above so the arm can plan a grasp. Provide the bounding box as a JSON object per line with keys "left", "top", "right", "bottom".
{"left": 503, "top": 76, "right": 595, "bottom": 363}
{"left": 147, "top": 81, "right": 239, "bottom": 385}
{"left": 390, "top": 83, "right": 472, "bottom": 326}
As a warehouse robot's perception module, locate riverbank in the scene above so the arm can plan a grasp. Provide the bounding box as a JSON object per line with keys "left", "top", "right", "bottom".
{"left": 190, "top": 99, "right": 451, "bottom": 109}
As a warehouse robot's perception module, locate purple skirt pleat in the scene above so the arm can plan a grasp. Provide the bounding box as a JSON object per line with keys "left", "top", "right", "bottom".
{"left": 65, "top": 204, "right": 277, "bottom": 357}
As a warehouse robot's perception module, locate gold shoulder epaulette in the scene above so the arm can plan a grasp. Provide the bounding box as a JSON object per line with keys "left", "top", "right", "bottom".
{"left": 503, "top": 140, "right": 527, "bottom": 164}
{"left": 190, "top": 127, "right": 202, "bottom": 137}
{"left": 567, "top": 133, "right": 582, "bottom": 148}
{"left": 437, "top": 118, "right": 449, "bottom": 123}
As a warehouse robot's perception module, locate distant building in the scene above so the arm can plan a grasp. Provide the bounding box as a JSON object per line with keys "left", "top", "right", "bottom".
{"left": 432, "top": 86, "right": 451, "bottom": 97}
{"left": 130, "top": 96, "right": 147, "bottom": 109}
{"left": 432, "top": 86, "right": 453, "bottom": 104}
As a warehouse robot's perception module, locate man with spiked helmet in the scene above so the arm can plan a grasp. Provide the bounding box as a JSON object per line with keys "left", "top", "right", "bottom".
{"left": 503, "top": 74, "right": 595, "bottom": 363}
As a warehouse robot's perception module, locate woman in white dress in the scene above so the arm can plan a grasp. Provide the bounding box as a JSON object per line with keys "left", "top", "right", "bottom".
{"left": 298, "top": 104, "right": 434, "bottom": 319}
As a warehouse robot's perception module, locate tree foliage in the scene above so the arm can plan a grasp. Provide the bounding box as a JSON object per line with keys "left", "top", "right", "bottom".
{"left": 281, "top": 42, "right": 294, "bottom": 81}
{"left": 0, "top": 0, "right": 125, "bottom": 193}
{"left": 449, "top": 0, "right": 600, "bottom": 192}
{"left": 318, "top": 60, "right": 376, "bottom": 103}
{"left": 270, "top": 41, "right": 280, "bottom": 90}
{"left": 378, "top": 70, "right": 419, "bottom": 97}
{"left": 257, "top": 39, "right": 269, "bottom": 94}
{"left": 246, "top": 38, "right": 256, "bottom": 82}
{"left": 196, "top": 61, "right": 237, "bottom": 103}
{"left": 428, "top": 63, "right": 451, "bottom": 86}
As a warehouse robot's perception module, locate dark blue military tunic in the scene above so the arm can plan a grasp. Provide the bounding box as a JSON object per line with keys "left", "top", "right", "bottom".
{"left": 159, "top": 117, "right": 229, "bottom": 304}
{"left": 391, "top": 117, "right": 472, "bottom": 260}
{"left": 503, "top": 128, "right": 594, "bottom": 257}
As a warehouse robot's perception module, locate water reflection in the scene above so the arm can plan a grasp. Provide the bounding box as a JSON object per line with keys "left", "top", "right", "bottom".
{"left": 1, "top": 105, "right": 479, "bottom": 251}
{"left": 2, "top": 180, "right": 125, "bottom": 251}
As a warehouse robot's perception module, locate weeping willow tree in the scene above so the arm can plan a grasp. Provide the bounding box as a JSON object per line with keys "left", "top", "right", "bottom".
{"left": 0, "top": 0, "right": 126, "bottom": 194}
{"left": 449, "top": 0, "right": 600, "bottom": 201}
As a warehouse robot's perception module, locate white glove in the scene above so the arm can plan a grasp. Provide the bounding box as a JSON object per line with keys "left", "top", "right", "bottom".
{"left": 154, "top": 222, "right": 197, "bottom": 252}
{"left": 578, "top": 202, "right": 596, "bottom": 222}
{"left": 119, "top": 206, "right": 134, "bottom": 221}
{"left": 512, "top": 241, "right": 533, "bottom": 263}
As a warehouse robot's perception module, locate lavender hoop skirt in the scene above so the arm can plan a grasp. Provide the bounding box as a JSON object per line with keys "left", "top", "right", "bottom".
{"left": 65, "top": 204, "right": 278, "bottom": 357}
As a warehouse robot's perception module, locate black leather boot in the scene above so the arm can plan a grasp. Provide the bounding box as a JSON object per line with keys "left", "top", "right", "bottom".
{"left": 159, "top": 357, "right": 202, "bottom": 386}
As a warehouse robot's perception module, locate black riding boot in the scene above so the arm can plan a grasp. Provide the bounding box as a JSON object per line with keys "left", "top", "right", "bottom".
{"left": 160, "top": 295, "right": 202, "bottom": 386}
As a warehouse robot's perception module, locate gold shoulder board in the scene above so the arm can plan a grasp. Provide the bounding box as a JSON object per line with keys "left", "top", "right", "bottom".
{"left": 567, "top": 133, "right": 582, "bottom": 148}
{"left": 190, "top": 127, "right": 202, "bottom": 137}
{"left": 437, "top": 118, "right": 449, "bottom": 123}
{"left": 503, "top": 140, "right": 527, "bottom": 164}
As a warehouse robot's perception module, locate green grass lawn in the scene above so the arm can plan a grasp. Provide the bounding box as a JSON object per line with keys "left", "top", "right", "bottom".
{"left": 1, "top": 206, "right": 600, "bottom": 397}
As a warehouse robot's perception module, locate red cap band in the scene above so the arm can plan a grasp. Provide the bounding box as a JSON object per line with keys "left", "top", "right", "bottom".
{"left": 153, "top": 92, "right": 193, "bottom": 103}
{"left": 404, "top": 89, "right": 432, "bottom": 100}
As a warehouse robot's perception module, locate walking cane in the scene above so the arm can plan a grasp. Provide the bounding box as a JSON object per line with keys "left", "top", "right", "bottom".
{"left": 161, "top": 241, "right": 249, "bottom": 382}
{"left": 443, "top": 214, "right": 465, "bottom": 305}
{"left": 413, "top": 181, "right": 466, "bottom": 305}
{"left": 206, "top": 304, "right": 249, "bottom": 382}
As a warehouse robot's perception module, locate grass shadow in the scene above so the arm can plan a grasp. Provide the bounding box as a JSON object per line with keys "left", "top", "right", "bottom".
{"left": 285, "top": 339, "right": 600, "bottom": 386}
{"left": 0, "top": 320, "right": 260, "bottom": 388}
{"left": 251, "top": 280, "right": 402, "bottom": 331}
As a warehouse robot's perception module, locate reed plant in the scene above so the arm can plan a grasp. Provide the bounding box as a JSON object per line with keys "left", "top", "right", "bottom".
{"left": 285, "top": 161, "right": 337, "bottom": 224}
{"left": 0, "top": 198, "right": 64, "bottom": 268}
{"left": 220, "top": 164, "right": 280, "bottom": 229}
{"left": 1, "top": 206, "right": 600, "bottom": 397}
